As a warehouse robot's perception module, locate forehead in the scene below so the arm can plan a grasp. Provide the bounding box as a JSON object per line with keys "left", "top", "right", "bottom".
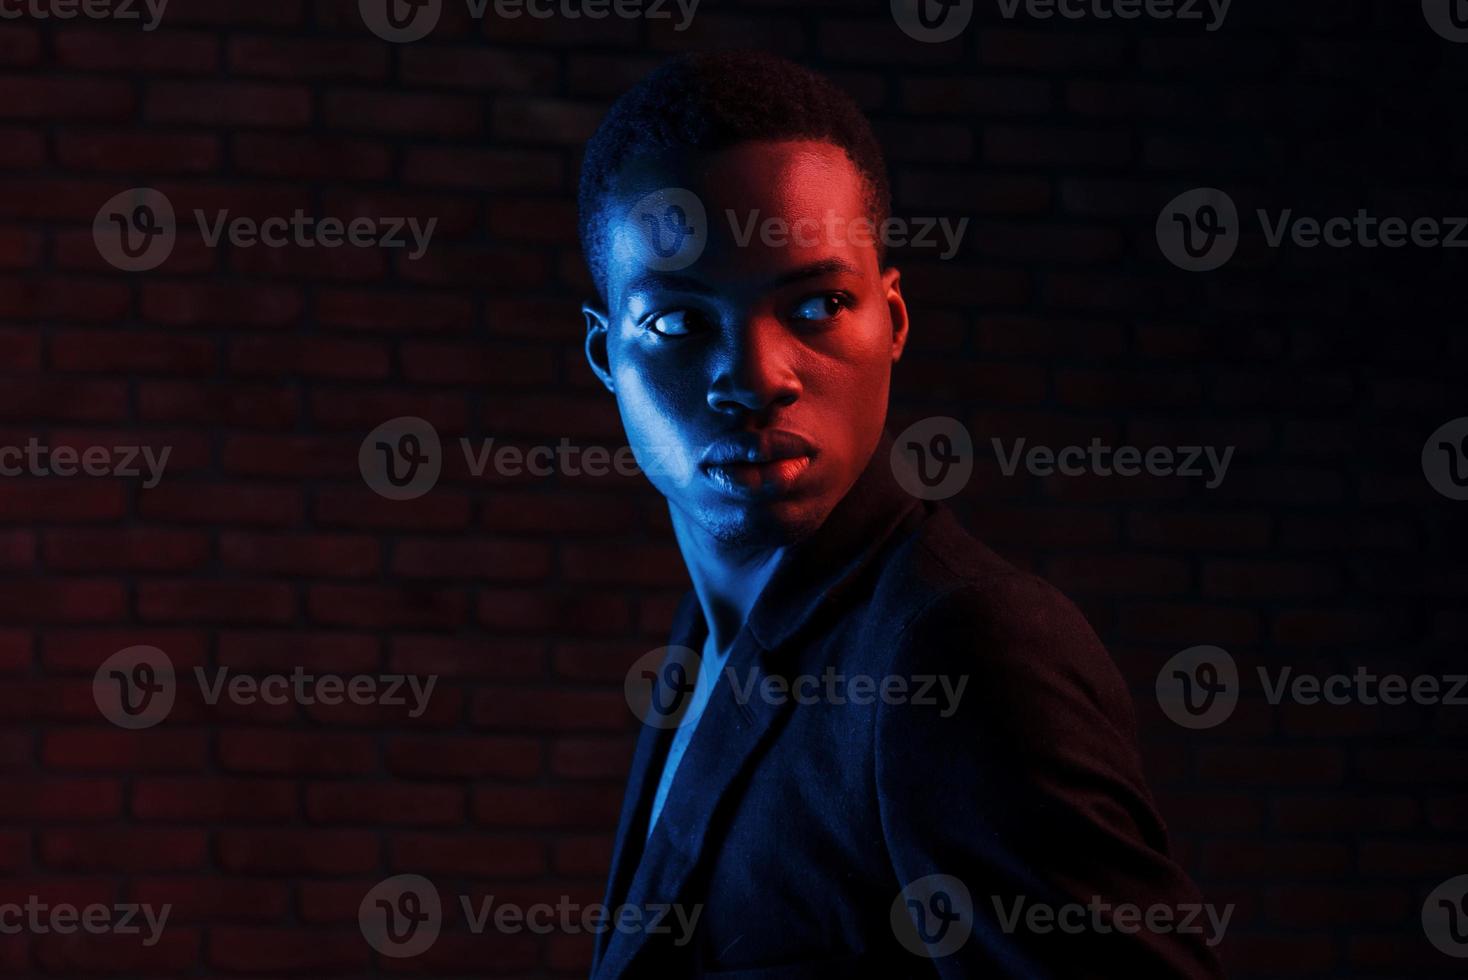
{"left": 601, "top": 139, "right": 875, "bottom": 298}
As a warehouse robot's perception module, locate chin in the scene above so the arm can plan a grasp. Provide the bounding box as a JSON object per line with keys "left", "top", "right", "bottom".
{"left": 693, "top": 494, "right": 832, "bottom": 548}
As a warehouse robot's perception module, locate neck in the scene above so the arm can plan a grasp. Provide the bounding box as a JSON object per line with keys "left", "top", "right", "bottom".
{"left": 669, "top": 508, "right": 787, "bottom": 654}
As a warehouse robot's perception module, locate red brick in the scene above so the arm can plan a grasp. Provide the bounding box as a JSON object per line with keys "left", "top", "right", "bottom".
{"left": 0, "top": 76, "right": 133, "bottom": 119}
{"left": 55, "top": 30, "right": 217, "bottom": 72}
{"left": 42, "top": 828, "right": 207, "bottom": 870}
{"left": 43, "top": 528, "right": 210, "bottom": 572}
{"left": 146, "top": 81, "right": 311, "bottom": 126}
{"left": 227, "top": 36, "right": 386, "bottom": 79}
{"left": 134, "top": 777, "right": 298, "bottom": 820}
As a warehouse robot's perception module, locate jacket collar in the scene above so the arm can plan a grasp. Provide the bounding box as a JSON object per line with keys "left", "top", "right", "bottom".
{"left": 746, "top": 428, "right": 924, "bottom": 652}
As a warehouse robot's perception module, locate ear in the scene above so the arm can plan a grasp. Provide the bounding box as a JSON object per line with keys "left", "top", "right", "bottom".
{"left": 582, "top": 301, "right": 615, "bottom": 394}
{"left": 882, "top": 266, "right": 909, "bottom": 363}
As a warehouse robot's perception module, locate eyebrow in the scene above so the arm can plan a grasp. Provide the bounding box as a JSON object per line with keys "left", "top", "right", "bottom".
{"left": 625, "top": 259, "right": 864, "bottom": 297}
{"left": 769, "top": 258, "right": 864, "bottom": 288}
{"left": 625, "top": 271, "right": 715, "bottom": 295}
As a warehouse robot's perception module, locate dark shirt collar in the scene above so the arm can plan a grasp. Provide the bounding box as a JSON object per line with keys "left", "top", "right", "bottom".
{"left": 735, "top": 429, "right": 923, "bottom": 655}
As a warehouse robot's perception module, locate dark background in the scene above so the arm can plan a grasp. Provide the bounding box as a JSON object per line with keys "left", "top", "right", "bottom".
{"left": 2, "top": 0, "right": 1466, "bottom": 976}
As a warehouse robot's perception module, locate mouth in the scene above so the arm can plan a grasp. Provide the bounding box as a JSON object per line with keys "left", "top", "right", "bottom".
{"left": 700, "top": 430, "right": 817, "bottom": 497}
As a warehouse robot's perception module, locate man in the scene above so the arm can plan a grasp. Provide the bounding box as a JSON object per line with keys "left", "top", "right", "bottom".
{"left": 578, "top": 50, "right": 1224, "bottom": 978}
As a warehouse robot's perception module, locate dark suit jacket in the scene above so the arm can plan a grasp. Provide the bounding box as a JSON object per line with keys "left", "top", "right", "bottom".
{"left": 591, "top": 435, "right": 1225, "bottom": 979}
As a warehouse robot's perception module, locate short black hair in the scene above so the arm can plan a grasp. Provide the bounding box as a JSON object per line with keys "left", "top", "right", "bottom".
{"left": 577, "top": 50, "right": 892, "bottom": 302}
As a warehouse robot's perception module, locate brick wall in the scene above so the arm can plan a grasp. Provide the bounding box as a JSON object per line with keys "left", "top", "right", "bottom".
{"left": 1, "top": 0, "right": 1465, "bottom": 975}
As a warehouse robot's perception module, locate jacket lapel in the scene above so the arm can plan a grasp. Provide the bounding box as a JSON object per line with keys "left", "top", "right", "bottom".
{"left": 593, "top": 432, "right": 925, "bottom": 978}
{"left": 594, "top": 625, "right": 789, "bottom": 979}
{"left": 591, "top": 591, "right": 702, "bottom": 974}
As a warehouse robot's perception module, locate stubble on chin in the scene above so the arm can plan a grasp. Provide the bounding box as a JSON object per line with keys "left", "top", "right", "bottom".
{"left": 686, "top": 495, "right": 830, "bottom": 551}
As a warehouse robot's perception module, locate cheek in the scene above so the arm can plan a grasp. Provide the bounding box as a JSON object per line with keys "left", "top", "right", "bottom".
{"left": 808, "top": 314, "right": 894, "bottom": 400}
{"left": 611, "top": 353, "right": 703, "bottom": 490}
{"left": 801, "top": 317, "right": 894, "bottom": 463}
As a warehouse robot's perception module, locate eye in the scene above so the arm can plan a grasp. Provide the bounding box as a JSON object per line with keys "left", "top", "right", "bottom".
{"left": 790, "top": 293, "right": 849, "bottom": 324}
{"left": 648, "top": 309, "right": 698, "bottom": 337}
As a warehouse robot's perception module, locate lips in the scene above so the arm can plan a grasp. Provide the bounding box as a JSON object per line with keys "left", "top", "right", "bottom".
{"left": 700, "top": 430, "right": 817, "bottom": 497}
{"left": 700, "top": 430, "right": 816, "bottom": 467}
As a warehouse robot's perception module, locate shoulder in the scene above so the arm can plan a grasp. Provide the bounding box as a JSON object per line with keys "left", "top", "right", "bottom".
{"left": 867, "top": 506, "right": 1137, "bottom": 745}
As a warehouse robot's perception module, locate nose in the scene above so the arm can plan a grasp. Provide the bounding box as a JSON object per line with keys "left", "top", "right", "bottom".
{"left": 706, "top": 315, "right": 801, "bottom": 416}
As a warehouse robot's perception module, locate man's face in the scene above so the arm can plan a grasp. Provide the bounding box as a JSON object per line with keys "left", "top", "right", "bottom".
{"left": 584, "top": 139, "right": 909, "bottom": 547}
